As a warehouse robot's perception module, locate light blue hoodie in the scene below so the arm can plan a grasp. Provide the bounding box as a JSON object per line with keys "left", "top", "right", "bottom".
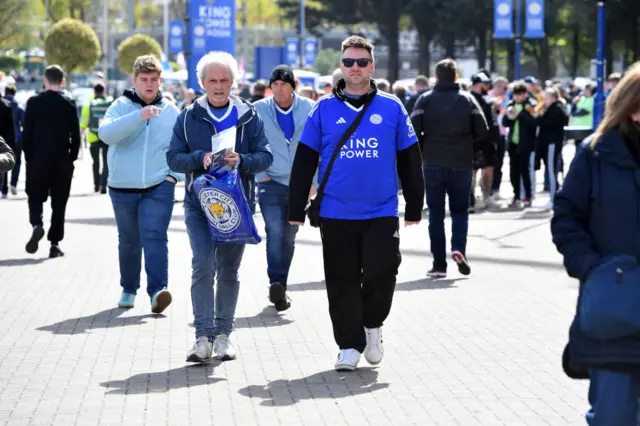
{"left": 98, "top": 90, "right": 182, "bottom": 189}
{"left": 253, "top": 94, "right": 315, "bottom": 186}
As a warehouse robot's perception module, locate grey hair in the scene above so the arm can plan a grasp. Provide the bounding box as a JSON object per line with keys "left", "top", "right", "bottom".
{"left": 196, "top": 51, "right": 238, "bottom": 86}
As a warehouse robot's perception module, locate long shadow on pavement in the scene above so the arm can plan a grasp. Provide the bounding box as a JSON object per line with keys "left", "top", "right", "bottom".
{"left": 0, "top": 258, "right": 49, "bottom": 267}
{"left": 188, "top": 306, "right": 294, "bottom": 329}
{"left": 238, "top": 367, "right": 388, "bottom": 406}
{"left": 287, "top": 277, "right": 467, "bottom": 292}
{"left": 100, "top": 362, "right": 225, "bottom": 394}
{"left": 36, "top": 307, "right": 163, "bottom": 335}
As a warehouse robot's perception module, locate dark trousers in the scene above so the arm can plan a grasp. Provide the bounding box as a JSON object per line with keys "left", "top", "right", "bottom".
{"left": 540, "top": 142, "right": 562, "bottom": 198}
{"left": 1, "top": 139, "right": 21, "bottom": 195}
{"left": 424, "top": 166, "right": 473, "bottom": 271}
{"left": 492, "top": 135, "right": 506, "bottom": 193}
{"left": 320, "top": 216, "right": 401, "bottom": 352}
{"left": 258, "top": 180, "right": 298, "bottom": 287}
{"left": 90, "top": 141, "right": 108, "bottom": 190}
{"left": 508, "top": 142, "right": 533, "bottom": 200}
{"left": 26, "top": 162, "right": 74, "bottom": 244}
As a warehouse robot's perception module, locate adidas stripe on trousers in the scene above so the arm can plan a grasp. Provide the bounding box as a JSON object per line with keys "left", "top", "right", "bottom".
{"left": 319, "top": 216, "right": 401, "bottom": 352}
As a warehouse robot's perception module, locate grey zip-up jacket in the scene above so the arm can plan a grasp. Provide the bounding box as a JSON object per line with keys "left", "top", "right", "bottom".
{"left": 253, "top": 94, "right": 315, "bottom": 186}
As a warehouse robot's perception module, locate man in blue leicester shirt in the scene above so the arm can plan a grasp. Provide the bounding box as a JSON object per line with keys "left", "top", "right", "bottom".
{"left": 167, "top": 51, "right": 272, "bottom": 364}
{"left": 288, "top": 36, "right": 425, "bottom": 371}
{"left": 254, "top": 65, "right": 315, "bottom": 312}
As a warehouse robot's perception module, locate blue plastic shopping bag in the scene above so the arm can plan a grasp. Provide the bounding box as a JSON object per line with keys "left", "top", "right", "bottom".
{"left": 193, "top": 168, "right": 262, "bottom": 245}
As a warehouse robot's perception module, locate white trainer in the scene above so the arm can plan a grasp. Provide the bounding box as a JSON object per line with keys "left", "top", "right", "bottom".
{"left": 364, "top": 327, "right": 384, "bottom": 365}
{"left": 335, "top": 349, "right": 361, "bottom": 371}
{"left": 186, "top": 336, "right": 213, "bottom": 363}
{"left": 213, "top": 334, "right": 237, "bottom": 361}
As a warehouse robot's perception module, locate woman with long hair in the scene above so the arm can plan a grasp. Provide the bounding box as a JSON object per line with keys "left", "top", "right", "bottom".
{"left": 551, "top": 62, "right": 640, "bottom": 425}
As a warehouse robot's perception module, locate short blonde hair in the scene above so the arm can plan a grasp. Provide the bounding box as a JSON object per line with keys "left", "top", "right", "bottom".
{"left": 133, "top": 55, "right": 162, "bottom": 77}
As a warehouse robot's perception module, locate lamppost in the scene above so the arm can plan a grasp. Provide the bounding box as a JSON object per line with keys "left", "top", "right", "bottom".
{"left": 299, "top": 0, "right": 305, "bottom": 68}
{"left": 592, "top": 0, "right": 606, "bottom": 130}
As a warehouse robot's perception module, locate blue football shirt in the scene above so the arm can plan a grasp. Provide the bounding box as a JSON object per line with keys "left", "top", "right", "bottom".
{"left": 275, "top": 103, "right": 295, "bottom": 143}
{"left": 299, "top": 91, "right": 418, "bottom": 220}
{"left": 207, "top": 102, "right": 238, "bottom": 133}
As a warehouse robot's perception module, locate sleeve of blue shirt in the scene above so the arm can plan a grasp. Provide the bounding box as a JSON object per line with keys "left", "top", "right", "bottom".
{"left": 396, "top": 102, "right": 418, "bottom": 151}
{"left": 299, "top": 103, "right": 322, "bottom": 152}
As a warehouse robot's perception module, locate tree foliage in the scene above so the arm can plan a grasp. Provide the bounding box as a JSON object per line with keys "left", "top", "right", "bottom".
{"left": 45, "top": 18, "right": 101, "bottom": 76}
{"left": 314, "top": 48, "right": 342, "bottom": 75}
{"left": 40, "top": 0, "right": 93, "bottom": 23}
{"left": 0, "top": 54, "right": 24, "bottom": 72}
{"left": 117, "top": 34, "right": 162, "bottom": 75}
{"left": 0, "top": 0, "right": 33, "bottom": 49}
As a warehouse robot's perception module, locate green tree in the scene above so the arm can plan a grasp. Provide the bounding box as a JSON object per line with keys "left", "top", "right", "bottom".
{"left": 40, "top": 0, "right": 93, "bottom": 23}
{"left": 0, "top": 54, "right": 24, "bottom": 72}
{"left": 313, "top": 48, "right": 341, "bottom": 75}
{"left": 44, "top": 18, "right": 101, "bottom": 82}
{"left": 0, "top": 0, "right": 34, "bottom": 48}
{"left": 117, "top": 34, "right": 162, "bottom": 75}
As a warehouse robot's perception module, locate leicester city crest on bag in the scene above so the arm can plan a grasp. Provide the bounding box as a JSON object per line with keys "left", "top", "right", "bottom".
{"left": 193, "top": 169, "right": 262, "bottom": 245}
{"left": 199, "top": 187, "right": 242, "bottom": 234}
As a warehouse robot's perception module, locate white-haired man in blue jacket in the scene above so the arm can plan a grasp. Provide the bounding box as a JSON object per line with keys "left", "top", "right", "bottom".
{"left": 167, "top": 51, "right": 273, "bottom": 363}
{"left": 99, "top": 55, "right": 181, "bottom": 314}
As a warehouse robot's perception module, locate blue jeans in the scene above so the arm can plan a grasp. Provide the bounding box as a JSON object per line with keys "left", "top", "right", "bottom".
{"left": 109, "top": 180, "right": 175, "bottom": 298}
{"left": 587, "top": 369, "right": 640, "bottom": 425}
{"left": 423, "top": 166, "right": 473, "bottom": 271}
{"left": 258, "top": 180, "right": 298, "bottom": 287}
{"left": 185, "top": 203, "right": 246, "bottom": 339}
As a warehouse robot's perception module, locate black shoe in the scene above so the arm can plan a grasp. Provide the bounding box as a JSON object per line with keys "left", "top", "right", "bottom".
{"left": 49, "top": 245, "right": 64, "bottom": 258}
{"left": 94, "top": 186, "right": 100, "bottom": 193}
{"left": 427, "top": 268, "right": 447, "bottom": 278}
{"left": 100, "top": 186, "right": 107, "bottom": 194}
{"left": 452, "top": 250, "right": 471, "bottom": 276}
{"left": 269, "top": 282, "right": 290, "bottom": 312}
{"left": 25, "top": 226, "right": 45, "bottom": 254}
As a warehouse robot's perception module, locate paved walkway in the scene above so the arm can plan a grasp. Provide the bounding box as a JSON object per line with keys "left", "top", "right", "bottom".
{"left": 0, "top": 150, "right": 587, "bottom": 425}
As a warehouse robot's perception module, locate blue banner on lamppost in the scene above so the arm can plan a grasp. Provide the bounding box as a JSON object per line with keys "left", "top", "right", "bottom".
{"left": 187, "top": 0, "right": 236, "bottom": 89}
{"left": 524, "top": 0, "right": 544, "bottom": 38}
{"left": 169, "top": 20, "right": 184, "bottom": 54}
{"left": 303, "top": 38, "right": 316, "bottom": 68}
{"left": 286, "top": 38, "right": 298, "bottom": 66}
{"left": 494, "top": 0, "right": 513, "bottom": 39}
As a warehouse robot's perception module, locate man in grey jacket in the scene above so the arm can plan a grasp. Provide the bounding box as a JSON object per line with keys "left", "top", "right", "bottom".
{"left": 254, "top": 65, "right": 315, "bottom": 311}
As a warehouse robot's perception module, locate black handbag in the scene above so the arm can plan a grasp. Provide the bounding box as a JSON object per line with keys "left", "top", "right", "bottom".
{"left": 306, "top": 96, "right": 374, "bottom": 228}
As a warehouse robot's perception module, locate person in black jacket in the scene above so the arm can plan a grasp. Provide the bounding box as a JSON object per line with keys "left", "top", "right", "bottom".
{"left": 502, "top": 81, "right": 538, "bottom": 208}
{"left": 0, "top": 95, "right": 16, "bottom": 191}
{"left": 469, "top": 72, "right": 500, "bottom": 211}
{"left": 536, "top": 87, "right": 568, "bottom": 209}
{"left": 0, "top": 136, "right": 15, "bottom": 173}
{"left": 411, "top": 59, "right": 488, "bottom": 278}
{"left": 22, "top": 65, "right": 81, "bottom": 258}
{"left": 404, "top": 75, "right": 429, "bottom": 114}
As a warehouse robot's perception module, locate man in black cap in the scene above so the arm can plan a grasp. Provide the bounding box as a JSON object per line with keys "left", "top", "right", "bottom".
{"left": 469, "top": 71, "right": 500, "bottom": 211}
{"left": 253, "top": 65, "right": 315, "bottom": 311}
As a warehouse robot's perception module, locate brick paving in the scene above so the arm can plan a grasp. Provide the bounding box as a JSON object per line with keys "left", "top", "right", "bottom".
{"left": 0, "top": 150, "right": 587, "bottom": 425}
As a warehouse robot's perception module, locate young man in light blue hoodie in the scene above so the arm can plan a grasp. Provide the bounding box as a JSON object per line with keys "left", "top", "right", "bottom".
{"left": 254, "top": 65, "right": 315, "bottom": 311}
{"left": 98, "top": 55, "right": 181, "bottom": 314}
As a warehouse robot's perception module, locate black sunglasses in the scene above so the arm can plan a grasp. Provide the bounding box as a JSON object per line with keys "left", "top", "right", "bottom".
{"left": 341, "top": 58, "right": 372, "bottom": 68}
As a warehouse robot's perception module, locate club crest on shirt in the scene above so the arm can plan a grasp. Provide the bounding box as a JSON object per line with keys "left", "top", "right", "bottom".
{"left": 199, "top": 188, "right": 241, "bottom": 233}
{"left": 369, "top": 114, "right": 383, "bottom": 124}
{"left": 407, "top": 116, "right": 416, "bottom": 138}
